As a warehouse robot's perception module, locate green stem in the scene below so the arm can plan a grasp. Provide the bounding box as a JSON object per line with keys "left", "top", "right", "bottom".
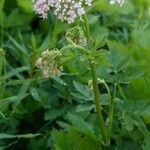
{"left": 83, "top": 14, "right": 108, "bottom": 145}
{"left": 106, "top": 83, "right": 117, "bottom": 143}
{"left": 90, "top": 60, "right": 107, "bottom": 144}
{"left": 102, "top": 81, "right": 112, "bottom": 111}
{"left": 60, "top": 44, "right": 89, "bottom": 55}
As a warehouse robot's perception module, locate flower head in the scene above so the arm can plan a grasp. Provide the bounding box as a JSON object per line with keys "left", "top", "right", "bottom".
{"left": 34, "top": 0, "right": 50, "bottom": 18}
{"left": 34, "top": 0, "right": 92, "bottom": 23}
{"left": 36, "top": 49, "right": 63, "bottom": 78}
{"left": 66, "top": 26, "right": 87, "bottom": 46}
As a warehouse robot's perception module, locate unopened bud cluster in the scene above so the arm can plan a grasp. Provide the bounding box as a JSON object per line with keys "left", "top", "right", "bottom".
{"left": 88, "top": 78, "right": 105, "bottom": 91}
{"left": 66, "top": 26, "right": 87, "bottom": 46}
{"left": 34, "top": 0, "right": 92, "bottom": 23}
{"left": 36, "top": 49, "right": 63, "bottom": 78}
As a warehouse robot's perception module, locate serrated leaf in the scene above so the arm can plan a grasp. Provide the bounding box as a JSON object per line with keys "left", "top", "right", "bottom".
{"left": 75, "top": 104, "right": 94, "bottom": 112}
{"left": 117, "top": 99, "right": 150, "bottom": 135}
{"left": 66, "top": 113, "right": 96, "bottom": 140}
{"left": 93, "top": 33, "right": 108, "bottom": 50}
{"left": 71, "top": 92, "right": 92, "bottom": 101}
{"left": 44, "top": 108, "right": 66, "bottom": 121}
{"left": 73, "top": 81, "right": 93, "bottom": 101}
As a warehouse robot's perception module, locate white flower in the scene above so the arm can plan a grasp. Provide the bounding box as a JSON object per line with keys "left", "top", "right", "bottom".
{"left": 34, "top": 0, "right": 125, "bottom": 23}
{"left": 34, "top": 0, "right": 50, "bottom": 18}
{"left": 36, "top": 49, "right": 63, "bottom": 78}
{"left": 34, "top": 0, "right": 93, "bottom": 23}
{"left": 85, "top": 0, "right": 92, "bottom": 6}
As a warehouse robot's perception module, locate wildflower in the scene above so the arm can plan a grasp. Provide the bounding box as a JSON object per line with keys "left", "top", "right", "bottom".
{"left": 110, "top": 0, "right": 125, "bottom": 6}
{"left": 36, "top": 49, "right": 63, "bottom": 78}
{"left": 66, "top": 26, "right": 87, "bottom": 46}
{"left": 34, "top": 0, "right": 93, "bottom": 23}
{"left": 34, "top": 0, "right": 50, "bottom": 19}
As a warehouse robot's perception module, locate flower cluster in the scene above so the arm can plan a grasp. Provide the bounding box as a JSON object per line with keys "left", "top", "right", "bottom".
{"left": 36, "top": 49, "right": 63, "bottom": 78}
{"left": 66, "top": 26, "right": 87, "bottom": 46}
{"left": 34, "top": 0, "right": 50, "bottom": 19}
{"left": 34, "top": 0, "right": 92, "bottom": 23}
{"left": 110, "top": 0, "right": 125, "bottom": 6}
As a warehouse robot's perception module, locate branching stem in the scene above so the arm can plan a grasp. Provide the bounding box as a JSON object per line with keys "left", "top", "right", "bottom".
{"left": 83, "top": 14, "right": 111, "bottom": 145}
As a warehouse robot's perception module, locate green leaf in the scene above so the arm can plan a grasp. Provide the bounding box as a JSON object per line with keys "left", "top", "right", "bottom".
{"left": 52, "top": 129, "right": 72, "bottom": 150}
{"left": 117, "top": 99, "right": 150, "bottom": 135}
{"left": 0, "top": 66, "right": 30, "bottom": 81}
{"left": 72, "top": 81, "right": 93, "bottom": 101}
{"left": 66, "top": 113, "right": 96, "bottom": 140}
{"left": 90, "top": 49, "right": 110, "bottom": 66}
{"left": 0, "top": 49, "right": 5, "bottom": 77}
{"left": 0, "top": 111, "right": 7, "bottom": 119}
{"left": 107, "top": 41, "right": 131, "bottom": 73}
{"left": 16, "top": 0, "right": 34, "bottom": 14}
{"left": 93, "top": 33, "right": 108, "bottom": 50}
{"left": 44, "top": 108, "right": 66, "bottom": 121}
{"left": 0, "top": 0, "right": 4, "bottom": 11}
{"left": 39, "top": 32, "right": 51, "bottom": 51}
{"left": 77, "top": 136, "right": 101, "bottom": 150}
{"left": 143, "top": 135, "right": 150, "bottom": 150}
{"left": 8, "top": 34, "right": 28, "bottom": 56}
{"left": 3, "top": 9, "right": 33, "bottom": 28}
{"left": 75, "top": 104, "right": 94, "bottom": 112}
{"left": 0, "top": 0, "right": 4, "bottom": 24}
{"left": 126, "top": 78, "right": 150, "bottom": 100}
{"left": 52, "top": 128, "right": 101, "bottom": 150}
{"left": 30, "top": 87, "right": 42, "bottom": 102}
{"left": 53, "top": 76, "right": 67, "bottom": 86}
{"left": 0, "top": 94, "right": 29, "bottom": 107}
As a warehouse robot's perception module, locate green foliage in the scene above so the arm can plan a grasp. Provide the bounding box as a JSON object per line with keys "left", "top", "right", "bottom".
{"left": 52, "top": 128, "right": 101, "bottom": 150}
{"left": 16, "top": 0, "right": 34, "bottom": 14}
{"left": 0, "top": 0, "right": 150, "bottom": 149}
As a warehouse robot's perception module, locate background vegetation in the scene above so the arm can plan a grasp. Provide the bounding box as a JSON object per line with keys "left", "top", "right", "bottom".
{"left": 0, "top": 0, "right": 150, "bottom": 149}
